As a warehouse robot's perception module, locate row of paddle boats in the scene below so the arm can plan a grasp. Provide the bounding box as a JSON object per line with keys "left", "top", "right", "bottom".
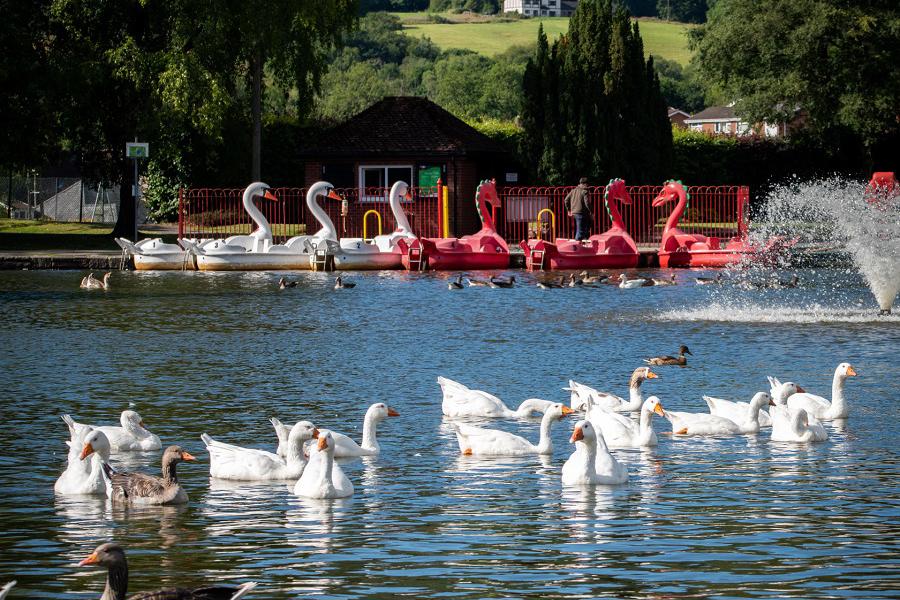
{"left": 117, "top": 178, "right": 777, "bottom": 272}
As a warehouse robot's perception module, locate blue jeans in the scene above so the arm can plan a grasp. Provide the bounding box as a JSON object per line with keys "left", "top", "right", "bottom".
{"left": 574, "top": 213, "right": 589, "bottom": 241}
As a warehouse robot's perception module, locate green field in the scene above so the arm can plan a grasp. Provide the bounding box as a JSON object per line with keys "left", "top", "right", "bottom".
{"left": 401, "top": 16, "right": 694, "bottom": 65}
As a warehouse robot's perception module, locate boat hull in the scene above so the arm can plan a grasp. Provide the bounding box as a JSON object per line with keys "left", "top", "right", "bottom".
{"left": 196, "top": 253, "right": 313, "bottom": 271}
{"left": 657, "top": 250, "right": 748, "bottom": 268}
{"left": 333, "top": 252, "right": 403, "bottom": 270}
{"left": 521, "top": 240, "right": 639, "bottom": 270}
{"left": 132, "top": 253, "right": 195, "bottom": 271}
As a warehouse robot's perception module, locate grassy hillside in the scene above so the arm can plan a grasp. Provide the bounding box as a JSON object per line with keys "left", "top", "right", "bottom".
{"left": 400, "top": 15, "right": 694, "bottom": 65}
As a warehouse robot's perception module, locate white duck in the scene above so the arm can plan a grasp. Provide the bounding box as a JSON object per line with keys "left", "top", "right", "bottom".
{"left": 54, "top": 419, "right": 112, "bottom": 496}
{"left": 619, "top": 273, "right": 648, "bottom": 289}
{"left": 585, "top": 396, "right": 665, "bottom": 448}
{"left": 704, "top": 392, "right": 775, "bottom": 433}
{"left": 453, "top": 403, "right": 574, "bottom": 456}
{"left": 70, "top": 410, "right": 161, "bottom": 452}
{"left": 566, "top": 367, "right": 658, "bottom": 412}
{"left": 771, "top": 407, "right": 828, "bottom": 442}
{"left": 294, "top": 432, "right": 354, "bottom": 499}
{"left": 308, "top": 402, "right": 400, "bottom": 458}
{"left": 561, "top": 420, "right": 628, "bottom": 485}
{"left": 786, "top": 362, "right": 857, "bottom": 420}
{"left": 662, "top": 404, "right": 742, "bottom": 436}
{"left": 202, "top": 421, "right": 318, "bottom": 481}
{"left": 439, "top": 376, "right": 554, "bottom": 418}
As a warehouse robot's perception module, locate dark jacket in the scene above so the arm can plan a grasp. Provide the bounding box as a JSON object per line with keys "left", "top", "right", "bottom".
{"left": 564, "top": 184, "right": 592, "bottom": 215}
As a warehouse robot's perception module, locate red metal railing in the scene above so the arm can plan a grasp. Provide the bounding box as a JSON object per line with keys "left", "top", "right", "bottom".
{"left": 179, "top": 184, "right": 748, "bottom": 246}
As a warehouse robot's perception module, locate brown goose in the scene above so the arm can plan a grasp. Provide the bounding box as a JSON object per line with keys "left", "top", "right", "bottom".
{"left": 99, "top": 446, "right": 195, "bottom": 505}
{"left": 644, "top": 345, "right": 692, "bottom": 366}
{"left": 79, "top": 542, "right": 256, "bottom": 600}
{"left": 579, "top": 271, "right": 609, "bottom": 284}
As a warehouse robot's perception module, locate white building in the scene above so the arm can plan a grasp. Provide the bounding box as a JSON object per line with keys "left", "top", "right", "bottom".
{"left": 504, "top": 0, "right": 577, "bottom": 17}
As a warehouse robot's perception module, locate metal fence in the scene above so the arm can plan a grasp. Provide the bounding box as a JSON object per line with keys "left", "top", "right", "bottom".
{"left": 0, "top": 176, "right": 123, "bottom": 223}
{"left": 178, "top": 184, "right": 749, "bottom": 245}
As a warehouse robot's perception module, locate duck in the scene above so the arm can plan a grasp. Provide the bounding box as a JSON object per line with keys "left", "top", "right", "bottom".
{"left": 78, "top": 542, "right": 257, "bottom": 600}
{"left": 439, "top": 376, "right": 554, "bottom": 418}
{"left": 644, "top": 345, "right": 692, "bottom": 366}
{"left": 786, "top": 362, "right": 857, "bottom": 420}
{"left": 618, "top": 273, "right": 648, "bottom": 289}
{"left": 565, "top": 367, "right": 659, "bottom": 412}
{"left": 770, "top": 407, "right": 828, "bottom": 442}
{"left": 777, "top": 274, "right": 800, "bottom": 288}
{"left": 81, "top": 271, "right": 111, "bottom": 290}
{"left": 278, "top": 277, "right": 298, "bottom": 289}
{"left": 536, "top": 275, "right": 566, "bottom": 289}
{"left": 465, "top": 277, "right": 491, "bottom": 287}
{"left": 490, "top": 275, "right": 516, "bottom": 288}
{"left": 704, "top": 391, "right": 776, "bottom": 428}
{"left": 662, "top": 404, "right": 742, "bottom": 436}
{"left": 579, "top": 271, "right": 609, "bottom": 284}
{"left": 56, "top": 425, "right": 112, "bottom": 496}
{"left": 68, "top": 410, "right": 161, "bottom": 453}
{"left": 695, "top": 274, "right": 723, "bottom": 285}
{"left": 454, "top": 403, "right": 574, "bottom": 456}
{"left": 585, "top": 396, "right": 665, "bottom": 448}
{"left": 648, "top": 273, "right": 677, "bottom": 286}
{"left": 202, "top": 421, "right": 318, "bottom": 481}
{"left": 561, "top": 420, "right": 628, "bottom": 486}
{"left": 334, "top": 276, "right": 355, "bottom": 289}
{"left": 0, "top": 582, "right": 14, "bottom": 600}
{"left": 448, "top": 274, "right": 464, "bottom": 290}
{"left": 313, "top": 402, "right": 399, "bottom": 458}
{"left": 294, "top": 432, "right": 354, "bottom": 498}
{"left": 703, "top": 392, "right": 774, "bottom": 434}
{"left": 89, "top": 445, "right": 196, "bottom": 505}
{"left": 568, "top": 273, "right": 584, "bottom": 287}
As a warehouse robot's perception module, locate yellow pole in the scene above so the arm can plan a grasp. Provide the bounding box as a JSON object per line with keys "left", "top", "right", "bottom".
{"left": 363, "top": 209, "right": 382, "bottom": 240}
{"left": 442, "top": 185, "right": 450, "bottom": 238}
{"left": 536, "top": 208, "right": 556, "bottom": 241}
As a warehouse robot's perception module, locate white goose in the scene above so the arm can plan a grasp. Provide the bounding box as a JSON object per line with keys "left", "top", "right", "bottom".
{"left": 294, "top": 432, "right": 354, "bottom": 499}
{"left": 585, "top": 396, "right": 665, "bottom": 448}
{"left": 704, "top": 392, "right": 774, "bottom": 433}
{"left": 69, "top": 410, "right": 161, "bottom": 452}
{"left": 202, "top": 421, "right": 318, "bottom": 481}
{"left": 309, "top": 403, "right": 399, "bottom": 458}
{"left": 54, "top": 419, "right": 112, "bottom": 496}
{"left": 561, "top": 420, "right": 628, "bottom": 485}
{"left": 787, "top": 362, "right": 857, "bottom": 420}
{"left": 618, "top": 273, "right": 648, "bottom": 289}
{"left": 453, "top": 403, "right": 574, "bottom": 456}
{"left": 771, "top": 407, "right": 828, "bottom": 442}
{"left": 662, "top": 404, "right": 742, "bottom": 436}
{"left": 439, "top": 376, "right": 553, "bottom": 418}
{"left": 566, "top": 367, "right": 658, "bottom": 412}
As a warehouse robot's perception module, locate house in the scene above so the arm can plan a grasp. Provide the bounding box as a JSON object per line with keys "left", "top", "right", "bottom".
{"left": 297, "top": 97, "right": 518, "bottom": 237}
{"left": 684, "top": 105, "right": 795, "bottom": 138}
{"left": 504, "top": 0, "right": 577, "bottom": 17}
{"left": 667, "top": 107, "right": 690, "bottom": 128}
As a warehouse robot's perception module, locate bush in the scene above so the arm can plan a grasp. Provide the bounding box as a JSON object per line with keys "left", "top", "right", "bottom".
{"left": 467, "top": 118, "right": 522, "bottom": 150}
{"left": 142, "top": 158, "right": 185, "bottom": 223}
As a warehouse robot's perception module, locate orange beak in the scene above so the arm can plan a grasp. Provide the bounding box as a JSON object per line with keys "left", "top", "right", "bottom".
{"left": 561, "top": 406, "right": 574, "bottom": 416}
{"left": 387, "top": 408, "right": 400, "bottom": 417}
{"left": 404, "top": 190, "right": 413, "bottom": 200}
{"left": 317, "top": 436, "right": 328, "bottom": 451}
{"left": 846, "top": 366, "right": 857, "bottom": 376}
{"left": 181, "top": 451, "right": 197, "bottom": 461}
{"left": 570, "top": 425, "right": 584, "bottom": 442}
{"left": 653, "top": 403, "right": 665, "bottom": 416}
{"left": 263, "top": 189, "right": 278, "bottom": 202}
{"left": 312, "top": 428, "right": 320, "bottom": 438}
{"left": 768, "top": 398, "right": 776, "bottom": 406}
{"left": 78, "top": 552, "right": 100, "bottom": 566}
{"left": 79, "top": 442, "right": 95, "bottom": 460}
{"left": 327, "top": 189, "right": 343, "bottom": 201}
{"left": 647, "top": 370, "right": 659, "bottom": 379}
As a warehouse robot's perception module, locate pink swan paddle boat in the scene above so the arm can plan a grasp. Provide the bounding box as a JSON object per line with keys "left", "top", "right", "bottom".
{"left": 399, "top": 179, "right": 509, "bottom": 271}
{"left": 520, "top": 178, "right": 639, "bottom": 270}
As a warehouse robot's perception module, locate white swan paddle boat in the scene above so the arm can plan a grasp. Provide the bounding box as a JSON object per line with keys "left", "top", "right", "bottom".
{"left": 186, "top": 181, "right": 340, "bottom": 271}
{"left": 115, "top": 237, "right": 195, "bottom": 270}
{"left": 316, "top": 180, "right": 418, "bottom": 270}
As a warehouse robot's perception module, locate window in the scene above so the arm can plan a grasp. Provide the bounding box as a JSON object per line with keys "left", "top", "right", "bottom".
{"left": 359, "top": 165, "right": 413, "bottom": 202}
{"left": 322, "top": 163, "right": 354, "bottom": 189}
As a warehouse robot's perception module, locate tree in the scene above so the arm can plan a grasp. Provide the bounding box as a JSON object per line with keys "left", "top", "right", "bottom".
{"left": 657, "top": 0, "right": 707, "bottom": 23}
{"left": 691, "top": 0, "right": 900, "bottom": 150}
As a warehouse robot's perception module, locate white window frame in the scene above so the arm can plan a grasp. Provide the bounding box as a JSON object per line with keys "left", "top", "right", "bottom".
{"left": 358, "top": 165, "right": 414, "bottom": 203}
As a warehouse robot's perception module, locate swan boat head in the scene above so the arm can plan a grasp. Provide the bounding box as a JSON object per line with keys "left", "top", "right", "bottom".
{"left": 652, "top": 180, "right": 687, "bottom": 208}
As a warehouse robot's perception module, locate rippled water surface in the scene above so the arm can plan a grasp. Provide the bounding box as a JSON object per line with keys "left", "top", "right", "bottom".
{"left": 0, "top": 268, "right": 897, "bottom": 599}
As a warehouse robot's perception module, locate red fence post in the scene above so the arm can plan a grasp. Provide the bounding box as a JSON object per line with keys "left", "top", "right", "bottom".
{"left": 738, "top": 186, "right": 749, "bottom": 238}
{"left": 178, "top": 187, "right": 183, "bottom": 238}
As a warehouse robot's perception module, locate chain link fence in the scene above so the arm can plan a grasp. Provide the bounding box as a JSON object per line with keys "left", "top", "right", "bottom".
{"left": 0, "top": 176, "right": 139, "bottom": 224}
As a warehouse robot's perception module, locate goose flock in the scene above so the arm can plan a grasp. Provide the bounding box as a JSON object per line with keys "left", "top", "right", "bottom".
{"left": 40, "top": 358, "right": 855, "bottom": 598}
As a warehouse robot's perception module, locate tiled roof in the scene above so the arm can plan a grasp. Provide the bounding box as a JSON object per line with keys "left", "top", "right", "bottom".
{"left": 299, "top": 97, "right": 508, "bottom": 157}
{"left": 685, "top": 106, "right": 739, "bottom": 122}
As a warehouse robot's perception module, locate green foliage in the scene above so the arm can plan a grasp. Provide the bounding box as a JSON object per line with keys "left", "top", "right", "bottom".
{"left": 429, "top": 0, "right": 500, "bottom": 14}
{"left": 360, "top": 0, "right": 429, "bottom": 12}
{"left": 466, "top": 118, "right": 523, "bottom": 149}
{"left": 622, "top": 1, "right": 659, "bottom": 18}
{"left": 142, "top": 158, "right": 184, "bottom": 223}
{"left": 657, "top": 0, "right": 708, "bottom": 23}
{"left": 520, "top": 0, "right": 672, "bottom": 184}
{"left": 654, "top": 58, "right": 704, "bottom": 112}
{"left": 691, "top": 0, "right": 900, "bottom": 148}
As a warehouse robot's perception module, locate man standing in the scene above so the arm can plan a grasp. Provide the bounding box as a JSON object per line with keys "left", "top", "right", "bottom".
{"left": 565, "top": 177, "right": 592, "bottom": 241}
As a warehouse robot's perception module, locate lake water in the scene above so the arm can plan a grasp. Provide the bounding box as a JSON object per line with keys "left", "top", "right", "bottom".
{"left": 0, "top": 268, "right": 897, "bottom": 599}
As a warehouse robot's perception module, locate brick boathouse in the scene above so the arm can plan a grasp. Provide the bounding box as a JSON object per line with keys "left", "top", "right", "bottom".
{"left": 298, "top": 97, "right": 518, "bottom": 237}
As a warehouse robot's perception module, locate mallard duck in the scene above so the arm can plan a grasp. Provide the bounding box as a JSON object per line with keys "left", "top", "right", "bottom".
{"left": 278, "top": 277, "right": 298, "bottom": 289}
{"left": 448, "top": 274, "right": 464, "bottom": 290}
{"left": 79, "top": 542, "right": 257, "bottom": 599}
{"left": 334, "top": 276, "right": 355, "bottom": 289}
{"left": 644, "top": 345, "right": 692, "bottom": 366}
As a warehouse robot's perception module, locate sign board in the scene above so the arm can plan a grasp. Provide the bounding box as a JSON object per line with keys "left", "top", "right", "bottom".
{"left": 505, "top": 172, "right": 518, "bottom": 183}
{"left": 126, "top": 142, "right": 149, "bottom": 159}
{"left": 418, "top": 166, "right": 442, "bottom": 189}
